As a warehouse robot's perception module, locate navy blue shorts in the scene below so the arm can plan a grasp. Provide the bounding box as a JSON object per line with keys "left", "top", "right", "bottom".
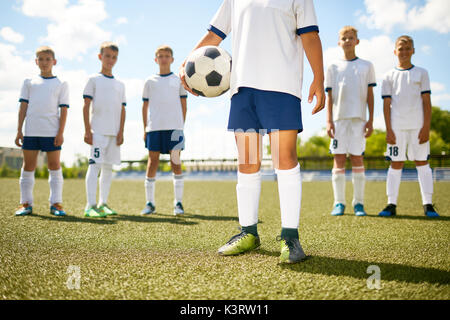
{"left": 22, "top": 137, "right": 61, "bottom": 152}
{"left": 228, "top": 87, "right": 303, "bottom": 134}
{"left": 145, "top": 130, "right": 185, "bottom": 154}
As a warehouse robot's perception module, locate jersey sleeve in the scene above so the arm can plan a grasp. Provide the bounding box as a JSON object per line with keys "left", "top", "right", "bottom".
{"left": 19, "top": 79, "right": 30, "bottom": 103}
{"left": 324, "top": 65, "right": 334, "bottom": 93}
{"left": 208, "top": 0, "right": 231, "bottom": 40}
{"left": 83, "top": 77, "right": 95, "bottom": 100}
{"left": 142, "top": 80, "right": 150, "bottom": 102}
{"left": 180, "top": 82, "right": 188, "bottom": 98}
{"left": 420, "top": 69, "right": 431, "bottom": 95}
{"left": 121, "top": 83, "right": 127, "bottom": 107}
{"left": 59, "top": 81, "right": 70, "bottom": 108}
{"left": 381, "top": 74, "right": 392, "bottom": 99}
{"left": 295, "top": 0, "right": 319, "bottom": 35}
{"left": 368, "top": 62, "right": 377, "bottom": 87}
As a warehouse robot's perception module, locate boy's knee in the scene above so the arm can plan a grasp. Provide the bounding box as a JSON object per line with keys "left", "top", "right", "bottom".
{"left": 391, "top": 161, "right": 404, "bottom": 170}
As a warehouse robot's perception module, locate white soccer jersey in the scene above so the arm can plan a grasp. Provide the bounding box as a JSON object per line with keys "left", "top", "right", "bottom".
{"left": 143, "top": 72, "right": 187, "bottom": 132}
{"left": 83, "top": 73, "right": 127, "bottom": 136}
{"left": 325, "top": 57, "right": 376, "bottom": 121}
{"left": 19, "top": 75, "right": 70, "bottom": 137}
{"left": 382, "top": 66, "right": 431, "bottom": 130}
{"left": 209, "top": 0, "right": 319, "bottom": 99}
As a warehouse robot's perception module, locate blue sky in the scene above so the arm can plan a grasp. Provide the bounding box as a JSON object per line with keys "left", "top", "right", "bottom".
{"left": 1, "top": 0, "right": 449, "bottom": 165}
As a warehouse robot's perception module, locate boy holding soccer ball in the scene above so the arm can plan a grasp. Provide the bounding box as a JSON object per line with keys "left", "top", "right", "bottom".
{"left": 378, "top": 35, "right": 439, "bottom": 218}
{"left": 180, "top": 0, "right": 325, "bottom": 263}
{"left": 141, "top": 45, "right": 188, "bottom": 216}
{"left": 83, "top": 42, "right": 127, "bottom": 218}
{"left": 15, "top": 46, "right": 69, "bottom": 217}
{"left": 325, "top": 26, "right": 376, "bottom": 217}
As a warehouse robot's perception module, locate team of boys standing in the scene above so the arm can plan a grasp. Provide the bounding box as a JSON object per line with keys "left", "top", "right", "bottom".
{"left": 13, "top": 0, "right": 439, "bottom": 264}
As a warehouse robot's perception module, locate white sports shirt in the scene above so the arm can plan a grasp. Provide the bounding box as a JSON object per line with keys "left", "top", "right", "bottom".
{"left": 83, "top": 73, "right": 127, "bottom": 136}
{"left": 325, "top": 57, "right": 376, "bottom": 121}
{"left": 143, "top": 73, "right": 187, "bottom": 132}
{"left": 382, "top": 66, "right": 431, "bottom": 130}
{"left": 208, "top": 0, "right": 319, "bottom": 100}
{"left": 19, "top": 75, "right": 70, "bottom": 137}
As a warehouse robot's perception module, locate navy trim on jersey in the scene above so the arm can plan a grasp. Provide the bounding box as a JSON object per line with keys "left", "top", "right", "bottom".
{"left": 100, "top": 73, "right": 114, "bottom": 79}
{"left": 395, "top": 65, "right": 415, "bottom": 71}
{"left": 382, "top": 95, "right": 392, "bottom": 99}
{"left": 369, "top": 83, "right": 377, "bottom": 87}
{"left": 421, "top": 90, "right": 432, "bottom": 95}
{"left": 180, "top": 95, "right": 188, "bottom": 98}
{"left": 208, "top": 25, "right": 227, "bottom": 40}
{"left": 122, "top": 103, "right": 127, "bottom": 107}
{"left": 159, "top": 72, "right": 173, "bottom": 77}
{"left": 296, "top": 25, "right": 319, "bottom": 35}
{"left": 325, "top": 88, "right": 332, "bottom": 92}
{"left": 143, "top": 98, "right": 149, "bottom": 102}
{"left": 59, "top": 104, "right": 70, "bottom": 108}
{"left": 83, "top": 95, "right": 93, "bottom": 100}
{"left": 40, "top": 75, "right": 57, "bottom": 79}
{"left": 347, "top": 57, "right": 359, "bottom": 62}
{"left": 19, "top": 99, "right": 29, "bottom": 103}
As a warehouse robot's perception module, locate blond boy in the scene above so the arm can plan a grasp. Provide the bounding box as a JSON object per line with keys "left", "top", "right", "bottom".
{"left": 83, "top": 42, "right": 126, "bottom": 218}
{"left": 15, "top": 46, "right": 69, "bottom": 217}
{"left": 325, "top": 26, "right": 376, "bottom": 216}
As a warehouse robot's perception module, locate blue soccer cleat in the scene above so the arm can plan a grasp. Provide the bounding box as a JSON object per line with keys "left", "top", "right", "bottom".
{"left": 141, "top": 202, "right": 156, "bottom": 215}
{"left": 174, "top": 202, "right": 184, "bottom": 216}
{"left": 331, "top": 203, "right": 345, "bottom": 216}
{"left": 50, "top": 204, "right": 66, "bottom": 217}
{"left": 354, "top": 203, "right": 367, "bottom": 216}
{"left": 15, "top": 204, "right": 32, "bottom": 216}
{"left": 424, "top": 204, "right": 439, "bottom": 218}
{"left": 379, "top": 204, "right": 397, "bottom": 217}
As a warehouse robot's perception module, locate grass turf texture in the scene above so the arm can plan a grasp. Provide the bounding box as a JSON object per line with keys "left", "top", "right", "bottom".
{"left": 0, "top": 179, "right": 449, "bottom": 300}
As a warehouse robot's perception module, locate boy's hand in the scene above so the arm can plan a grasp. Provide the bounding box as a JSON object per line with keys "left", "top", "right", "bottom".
{"left": 179, "top": 64, "right": 198, "bottom": 97}
{"left": 309, "top": 78, "right": 325, "bottom": 115}
{"left": 54, "top": 133, "right": 64, "bottom": 147}
{"left": 418, "top": 126, "right": 430, "bottom": 144}
{"left": 143, "top": 132, "right": 147, "bottom": 142}
{"left": 84, "top": 131, "right": 93, "bottom": 145}
{"left": 116, "top": 132, "right": 124, "bottom": 146}
{"left": 326, "top": 121, "right": 335, "bottom": 139}
{"left": 386, "top": 129, "right": 396, "bottom": 145}
{"left": 15, "top": 132, "right": 24, "bottom": 147}
{"left": 364, "top": 121, "right": 374, "bottom": 138}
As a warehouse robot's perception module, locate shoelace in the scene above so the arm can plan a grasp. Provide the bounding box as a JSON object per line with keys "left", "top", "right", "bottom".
{"left": 276, "top": 236, "right": 295, "bottom": 250}
{"left": 226, "top": 228, "right": 247, "bottom": 245}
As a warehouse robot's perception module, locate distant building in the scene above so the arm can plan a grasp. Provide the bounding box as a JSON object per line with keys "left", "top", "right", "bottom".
{"left": 0, "top": 147, "right": 46, "bottom": 170}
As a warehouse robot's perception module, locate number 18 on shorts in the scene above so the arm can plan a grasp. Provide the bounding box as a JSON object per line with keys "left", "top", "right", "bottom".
{"left": 386, "top": 129, "right": 430, "bottom": 162}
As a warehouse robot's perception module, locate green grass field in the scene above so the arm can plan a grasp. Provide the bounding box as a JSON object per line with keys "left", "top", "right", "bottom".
{"left": 0, "top": 178, "right": 449, "bottom": 300}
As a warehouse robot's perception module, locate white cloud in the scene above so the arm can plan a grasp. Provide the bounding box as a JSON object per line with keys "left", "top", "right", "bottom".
{"left": 20, "top": 0, "right": 111, "bottom": 60}
{"left": 359, "top": 0, "right": 450, "bottom": 34}
{"left": 421, "top": 45, "right": 432, "bottom": 55}
{"left": 0, "top": 27, "right": 25, "bottom": 44}
{"left": 430, "top": 82, "right": 450, "bottom": 106}
{"left": 116, "top": 17, "right": 128, "bottom": 25}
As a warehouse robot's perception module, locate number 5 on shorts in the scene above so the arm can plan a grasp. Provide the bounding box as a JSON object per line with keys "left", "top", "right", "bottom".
{"left": 94, "top": 148, "right": 100, "bottom": 159}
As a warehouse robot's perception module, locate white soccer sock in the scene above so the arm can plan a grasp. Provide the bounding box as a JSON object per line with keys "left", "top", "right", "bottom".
{"left": 417, "top": 164, "right": 433, "bottom": 205}
{"left": 20, "top": 169, "right": 35, "bottom": 205}
{"left": 352, "top": 167, "right": 365, "bottom": 207}
{"left": 99, "top": 164, "right": 113, "bottom": 205}
{"left": 48, "top": 168, "right": 63, "bottom": 205}
{"left": 332, "top": 168, "right": 346, "bottom": 205}
{"left": 387, "top": 167, "right": 402, "bottom": 205}
{"left": 85, "top": 163, "right": 101, "bottom": 208}
{"left": 145, "top": 177, "right": 156, "bottom": 204}
{"left": 173, "top": 174, "right": 184, "bottom": 205}
{"left": 276, "top": 164, "right": 302, "bottom": 230}
{"left": 236, "top": 171, "right": 261, "bottom": 227}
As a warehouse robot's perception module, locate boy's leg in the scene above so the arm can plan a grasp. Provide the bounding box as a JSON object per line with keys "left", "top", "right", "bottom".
{"left": 145, "top": 151, "right": 160, "bottom": 205}
{"left": 416, "top": 161, "right": 433, "bottom": 205}
{"left": 332, "top": 154, "right": 347, "bottom": 210}
{"left": 98, "top": 163, "right": 113, "bottom": 206}
{"left": 350, "top": 155, "right": 365, "bottom": 211}
{"left": 387, "top": 161, "right": 404, "bottom": 205}
{"left": 170, "top": 150, "right": 184, "bottom": 208}
{"left": 85, "top": 161, "right": 101, "bottom": 209}
{"left": 47, "top": 150, "right": 64, "bottom": 207}
{"left": 20, "top": 150, "right": 39, "bottom": 206}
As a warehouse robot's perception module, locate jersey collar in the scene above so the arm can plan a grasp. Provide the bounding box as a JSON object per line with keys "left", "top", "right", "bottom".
{"left": 39, "top": 75, "right": 57, "bottom": 79}
{"left": 159, "top": 72, "right": 173, "bottom": 77}
{"left": 395, "top": 65, "right": 415, "bottom": 71}
{"left": 100, "top": 73, "right": 115, "bottom": 79}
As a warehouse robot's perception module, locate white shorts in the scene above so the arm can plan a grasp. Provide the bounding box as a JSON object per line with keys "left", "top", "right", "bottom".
{"left": 89, "top": 134, "right": 121, "bottom": 165}
{"left": 386, "top": 128, "right": 430, "bottom": 162}
{"left": 330, "top": 119, "right": 366, "bottom": 156}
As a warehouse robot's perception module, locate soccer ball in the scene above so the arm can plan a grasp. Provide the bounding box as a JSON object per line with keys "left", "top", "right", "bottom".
{"left": 184, "top": 46, "right": 232, "bottom": 97}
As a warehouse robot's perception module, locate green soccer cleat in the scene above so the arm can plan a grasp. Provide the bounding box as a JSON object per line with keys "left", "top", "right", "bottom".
{"left": 218, "top": 230, "right": 260, "bottom": 256}
{"left": 98, "top": 204, "right": 118, "bottom": 216}
{"left": 84, "top": 206, "right": 106, "bottom": 218}
{"left": 278, "top": 236, "right": 307, "bottom": 264}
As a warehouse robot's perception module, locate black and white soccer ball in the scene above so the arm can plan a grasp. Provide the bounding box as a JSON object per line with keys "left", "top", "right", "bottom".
{"left": 184, "top": 46, "right": 231, "bottom": 97}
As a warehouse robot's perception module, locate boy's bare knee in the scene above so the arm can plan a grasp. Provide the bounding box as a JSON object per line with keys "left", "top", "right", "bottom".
{"left": 391, "top": 161, "right": 404, "bottom": 170}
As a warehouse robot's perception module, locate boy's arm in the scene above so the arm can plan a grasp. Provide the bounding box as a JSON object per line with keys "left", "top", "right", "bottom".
{"left": 181, "top": 98, "right": 187, "bottom": 123}
{"left": 300, "top": 32, "right": 325, "bottom": 114}
{"left": 15, "top": 101, "right": 28, "bottom": 147}
{"left": 83, "top": 98, "right": 93, "bottom": 145}
{"left": 179, "top": 31, "right": 223, "bottom": 95}
{"left": 383, "top": 97, "right": 396, "bottom": 145}
{"left": 116, "top": 106, "right": 126, "bottom": 146}
{"left": 55, "top": 107, "right": 68, "bottom": 147}
{"left": 326, "top": 90, "right": 334, "bottom": 138}
{"left": 419, "top": 93, "right": 431, "bottom": 144}
{"left": 142, "top": 100, "right": 149, "bottom": 141}
{"left": 365, "top": 86, "right": 374, "bottom": 138}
